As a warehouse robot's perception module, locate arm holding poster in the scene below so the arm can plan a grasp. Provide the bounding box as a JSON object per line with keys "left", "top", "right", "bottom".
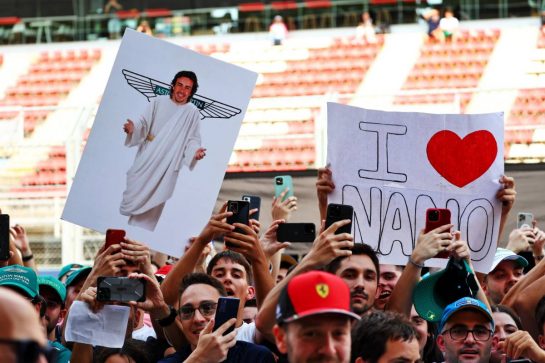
{"left": 386, "top": 224, "right": 453, "bottom": 315}
{"left": 316, "top": 167, "right": 334, "bottom": 222}
{"left": 497, "top": 175, "right": 516, "bottom": 240}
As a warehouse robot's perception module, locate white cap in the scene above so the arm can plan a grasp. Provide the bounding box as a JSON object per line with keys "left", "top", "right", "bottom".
{"left": 489, "top": 248, "right": 528, "bottom": 273}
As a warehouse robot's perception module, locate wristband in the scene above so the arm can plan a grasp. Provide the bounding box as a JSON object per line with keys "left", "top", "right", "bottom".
{"left": 156, "top": 305, "right": 177, "bottom": 327}
{"left": 408, "top": 257, "right": 425, "bottom": 269}
{"left": 534, "top": 255, "right": 544, "bottom": 261}
{"left": 22, "top": 254, "right": 34, "bottom": 262}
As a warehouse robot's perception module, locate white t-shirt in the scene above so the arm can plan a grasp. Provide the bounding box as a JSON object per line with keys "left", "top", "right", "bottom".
{"left": 132, "top": 324, "right": 157, "bottom": 341}
{"left": 236, "top": 321, "right": 256, "bottom": 343}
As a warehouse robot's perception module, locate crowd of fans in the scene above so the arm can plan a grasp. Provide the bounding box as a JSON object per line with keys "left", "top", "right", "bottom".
{"left": 1, "top": 166, "right": 545, "bottom": 363}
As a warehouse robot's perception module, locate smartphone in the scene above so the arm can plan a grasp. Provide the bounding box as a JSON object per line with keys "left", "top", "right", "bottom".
{"left": 96, "top": 276, "right": 146, "bottom": 303}
{"left": 517, "top": 212, "right": 534, "bottom": 229}
{"left": 425, "top": 208, "right": 452, "bottom": 258}
{"left": 274, "top": 175, "right": 294, "bottom": 202}
{"left": 213, "top": 297, "right": 240, "bottom": 335}
{"left": 226, "top": 200, "right": 250, "bottom": 244}
{"left": 105, "top": 229, "right": 126, "bottom": 249}
{"left": 508, "top": 360, "right": 532, "bottom": 363}
{"left": 277, "top": 223, "right": 316, "bottom": 242}
{"left": 325, "top": 203, "right": 353, "bottom": 235}
{"left": 242, "top": 195, "right": 261, "bottom": 221}
{"left": 0, "top": 214, "right": 10, "bottom": 261}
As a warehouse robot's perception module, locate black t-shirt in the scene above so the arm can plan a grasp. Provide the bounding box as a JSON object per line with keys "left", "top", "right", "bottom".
{"left": 158, "top": 341, "right": 276, "bottom": 363}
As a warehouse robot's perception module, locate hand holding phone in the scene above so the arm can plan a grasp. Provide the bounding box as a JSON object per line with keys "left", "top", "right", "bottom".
{"left": 242, "top": 195, "right": 261, "bottom": 221}
{"left": 277, "top": 223, "right": 316, "bottom": 242}
{"left": 325, "top": 204, "right": 353, "bottom": 235}
{"left": 213, "top": 297, "right": 240, "bottom": 335}
{"left": 96, "top": 276, "right": 146, "bottom": 303}
{"left": 425, "top": 208, "right": 452, "bottom": 258}
{"left": 517, "top": 212, "right": 534, "bottom": 229}
{"left": 105, "top": 229, "right": 126, "bottom": 249}
{"left": 274, "top": 175, "right": 294, "bottom": 202}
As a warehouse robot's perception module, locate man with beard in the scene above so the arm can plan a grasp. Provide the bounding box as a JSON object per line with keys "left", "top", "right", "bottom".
{"left": 482, "top": 248, "right": 527, "bottom": 305}
{"left": 38, "top": 276, "right": 71, "bottom": 362}
{"left": 437, "top": 297, "right": 498, "bottom": 363}
{"left": 325, "top": 243, "right": 379, "bottom": 316}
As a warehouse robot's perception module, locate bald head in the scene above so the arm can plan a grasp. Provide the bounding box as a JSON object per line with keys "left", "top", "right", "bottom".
{"left": 0, "top": 287, "right": 46, "bottom": 345}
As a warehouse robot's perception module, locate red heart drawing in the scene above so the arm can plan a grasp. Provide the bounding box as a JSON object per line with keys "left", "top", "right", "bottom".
{"left": 426, "top": 130, "right": 497, "bottom": 188}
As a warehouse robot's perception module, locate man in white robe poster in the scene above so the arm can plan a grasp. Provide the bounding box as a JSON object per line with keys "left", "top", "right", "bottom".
{"left": 62, "top": 30, "right": 258, "bottom": 256}
{"left": 120, "top": 71, "right": 206, "bottom": 231}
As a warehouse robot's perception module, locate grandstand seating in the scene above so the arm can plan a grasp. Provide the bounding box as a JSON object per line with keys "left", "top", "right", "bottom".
{"left": 228, "top": 35, "right": 383, "bottom": 172}
{"left": 0, "top": 48, "right": 101, "bottom": 135}
{"left": 395, "top": 29, "right": 500, "bottom": 112}
{"left": 15, "top": 146, "right": 66, "bottom": 192}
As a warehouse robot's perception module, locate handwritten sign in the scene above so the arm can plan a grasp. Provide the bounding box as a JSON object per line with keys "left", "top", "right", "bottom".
{"left": 327, "top": 103, "right": 504, "bottom": 273}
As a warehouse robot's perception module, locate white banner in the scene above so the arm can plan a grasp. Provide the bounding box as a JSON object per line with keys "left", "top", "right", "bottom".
{"left": 327, "top": 103, "right": 504, "bottom": 273}
{"left": 63, "top": 30, "right": 257, "bottom": 256}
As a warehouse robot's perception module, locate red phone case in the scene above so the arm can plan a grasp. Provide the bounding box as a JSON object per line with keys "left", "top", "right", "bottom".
{"left": 425, "top": 209, "right": 451, "bottom": 258}
{"left": 105, "top": 229, "right": 126, "bottom": 249}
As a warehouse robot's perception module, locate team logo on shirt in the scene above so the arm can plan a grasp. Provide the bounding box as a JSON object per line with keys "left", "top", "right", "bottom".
{"left": 315, "top": 283, "right": 329, "bottom": 298}
{"left": 122, "top": 69, "right": 241, "bottom": 120}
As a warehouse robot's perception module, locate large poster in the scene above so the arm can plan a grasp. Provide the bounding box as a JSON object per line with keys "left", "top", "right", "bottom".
{"left": 327, "top": 103, "right": 504, "bottom": 273}
{"left": 63, "top": 30, "right": 257, "bottom": 256}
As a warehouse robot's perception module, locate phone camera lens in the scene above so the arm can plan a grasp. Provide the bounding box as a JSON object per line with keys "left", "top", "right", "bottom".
{"left": 275, "top": 178, "right": 283, "bottom": 185}
{"left": 304, "top": 225, "right": 314, "bottom": 234}
{"left": 518, "top": 214, "right": 524, "bottom": 222}
{"left": 428, "top": 210, "right": 439, "bottom": 222}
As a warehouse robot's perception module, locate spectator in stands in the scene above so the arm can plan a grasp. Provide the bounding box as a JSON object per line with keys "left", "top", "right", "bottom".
{"left": 269, "top": 15, "right": 288, "bottom": 46}
{"left": 38, "top": 276, "right": 71, "bottom": 362}
{"left": 104, "top": 0, "right": 123, "bottom": 39}
{"left": 490, "top": 304, "right": 523, "bottom": 363}
{"left": 276, "top": 254, "right": 297, "bottom": 284}
{"left": 481, "top": 248, "right": 528, "bottom": 305}
{"left": 436, "top": 297, "right": 497, "bottom": 363}
{"left": 325, "top": 243, "right": 379, "bottom": 316}
{"left": 137, "top": 19, "right": 153, "bottom": 36}
{"left": 273, "top": 271, "right": 359, "bottom": 363}
{"left": 421, "top": 8, "right": 443, "bottom": 42}
{"left": 121, "top": 70, "right": 206, "bottom": 231}
{"left": 160, "top": 273, "right": 275, "bottom": 362}
{"left": 356, "top": 11, "right": 377, "bottom": 44}
{"left": 506, "top": 221, "right": 545, "bottom": 266}
{"left": 243, "top": 298, "right": 257, "bottom": 324}
{"left": 439, "top": 7, "right": 460, "bottom": 42}
{"left": 351, "top": 310, "right": 420, "bottom": 363}
{"left": 0, "top": 287, "right": 54, "bottom": 363}
{"left": 375, "top": 264, "right": 402, "bottom": 310}
{"left": 256, "top": 219, "right": 355, "bottom": 341}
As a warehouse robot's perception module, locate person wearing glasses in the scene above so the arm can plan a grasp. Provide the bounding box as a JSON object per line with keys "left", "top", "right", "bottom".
{"left": 0, "top": 285, "right": 57, "bottom": 363}
{"left": 159, "top": 273, "right": 275, "bottom": 362}
{"left": 437, "top": 297, "right": 498, "bottom": 363}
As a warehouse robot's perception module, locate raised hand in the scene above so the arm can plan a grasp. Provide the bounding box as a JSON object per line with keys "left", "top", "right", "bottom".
{"left": 123, "top": 119, "right": 134, "bottom": 134}
{"left": 411, "top": 224, "right": 454, "bottom": 265}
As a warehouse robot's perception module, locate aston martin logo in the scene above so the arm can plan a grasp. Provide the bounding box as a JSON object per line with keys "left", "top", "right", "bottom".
{"left": 122, "top": 69, "right": 242, "bottom": 120}
{"left": 316, "top": 283, "right": 329, "bottom": 298}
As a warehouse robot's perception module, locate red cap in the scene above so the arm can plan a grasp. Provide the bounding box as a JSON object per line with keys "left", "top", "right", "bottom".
{"left": 276, "top": 270, "right": 360, "bottom": 324}
{"left": 155, "top": 265, "right": 173, "bottom": 279}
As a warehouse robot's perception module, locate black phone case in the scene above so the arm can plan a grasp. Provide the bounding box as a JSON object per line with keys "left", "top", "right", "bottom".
{"left": 325, "top": 204, "right": 353, "bottom": 235}
{"left": 277, "top": 223, "right": 316, "bottom": 242}
{"left": 242, "top": 195, "right": 261, "bottom": 221}
{"left": 213, "top": 297, "right": 240, "bottom": 335}
{"left": 96, "top": 276, "right": 146, "bottom": 303}
{"left": 0, "top": 214, "right": 10, "bottom": 261}
{"left": 226, "top": 200, "right": 250, "bottom": 234}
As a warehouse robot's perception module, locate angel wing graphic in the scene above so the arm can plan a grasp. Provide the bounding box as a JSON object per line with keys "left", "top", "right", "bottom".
{"left": 122, "top": 69, "right": 241, "bottom": 120}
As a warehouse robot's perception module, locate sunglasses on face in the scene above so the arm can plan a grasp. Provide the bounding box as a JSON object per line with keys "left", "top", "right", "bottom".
{"left": 0, "top": 339, "right": 58, "bottom": 363}
{"left": 178, "top": 301, "right": 218, "bottom": 320}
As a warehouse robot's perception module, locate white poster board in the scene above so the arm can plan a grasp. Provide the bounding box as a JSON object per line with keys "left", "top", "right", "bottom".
{"left": 327, "top": 103, "right": 504, "bottom": 273}
{"left": 62, "top": 30, "right": 257, "bottom": 256}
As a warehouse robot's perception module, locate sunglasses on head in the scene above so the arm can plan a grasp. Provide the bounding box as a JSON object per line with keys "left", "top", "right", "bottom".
{"left": 0, "top": 339, "right": 58, "bottom": 363}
